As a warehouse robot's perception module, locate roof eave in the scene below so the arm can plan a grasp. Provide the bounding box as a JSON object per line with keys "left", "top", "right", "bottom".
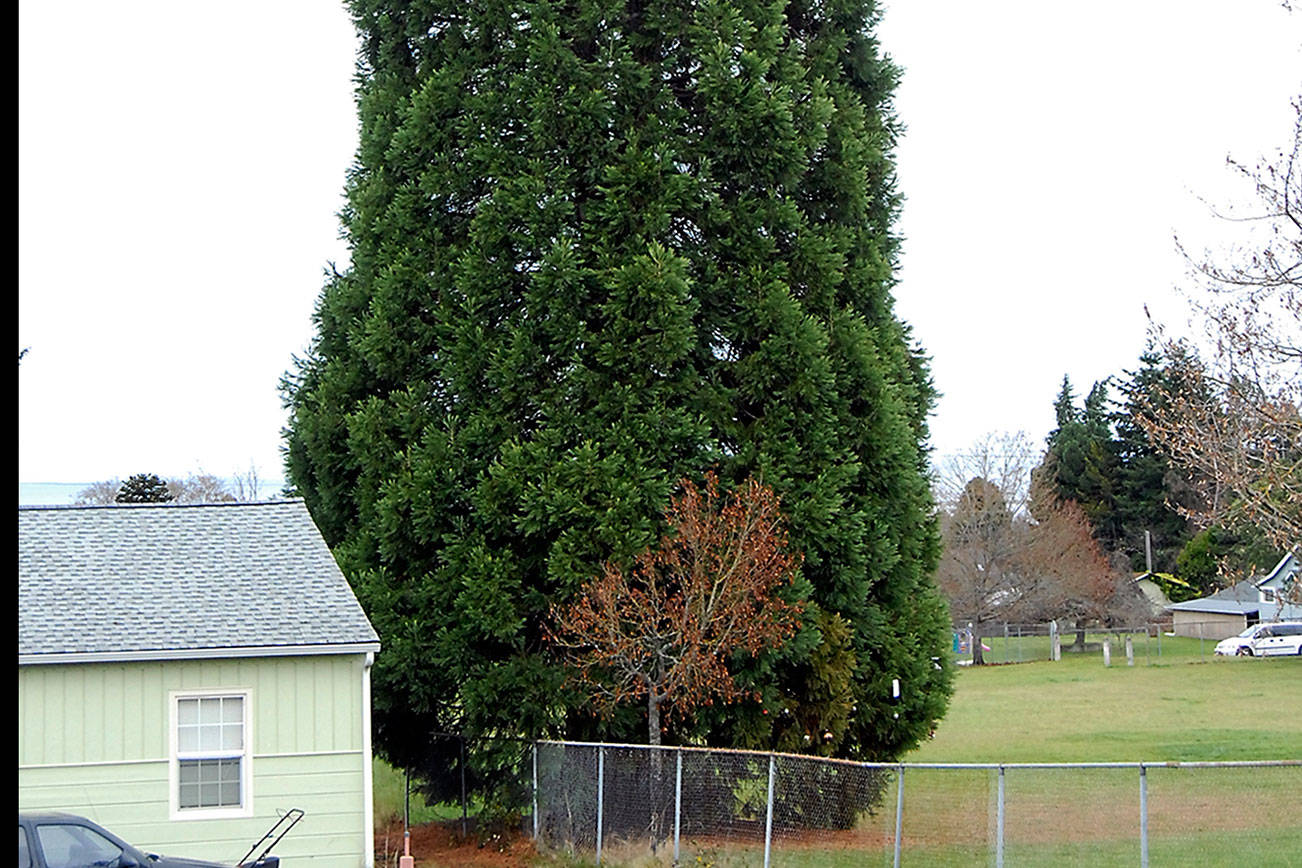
{"left": 18, "top": 641, "right": 381, "bottom": 666}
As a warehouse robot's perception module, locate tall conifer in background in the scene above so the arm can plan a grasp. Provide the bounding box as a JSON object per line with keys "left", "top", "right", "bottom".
{"left": 283, "top": 0, "right": 951, "bottom": 774}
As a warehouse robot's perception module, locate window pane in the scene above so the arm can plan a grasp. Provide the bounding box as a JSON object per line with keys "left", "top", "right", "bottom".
{"left": 178, "top": 698, "right": 199, "bottom": 726}
{"left": 179, "top": 758, "right": 241, "bottom": 808}
{"left": 36, "top": 825, "right": 121, "bottom": 868}
{"left": 178, "top": 724, "right": 200, "bottom": 753}
{"left": 221, "top": 722, "right": 243, "bottom": 751}
{"left": 222, "top": 697, "right": 243, "bottom": 723}
{"left": 199, "top": 697, "right": 221, "bottom": 726}
{"left": 179, "top": 780, "right": 202, "bottom": 809}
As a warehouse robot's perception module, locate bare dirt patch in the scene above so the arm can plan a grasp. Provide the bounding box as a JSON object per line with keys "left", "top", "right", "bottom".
{"left": 375, "top": 820, "right": 538, "bottom": 868}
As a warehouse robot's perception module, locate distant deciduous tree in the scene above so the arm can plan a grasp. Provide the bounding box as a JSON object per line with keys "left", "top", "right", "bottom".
{"left": 168, "top": 473, "right": 236, "bottom": 503}
{"left": 937, "top": 435, "right": 1134, "bottom": 662}
{"left": 115, "top": 473, "right": 174, "bottom": 503}
{"left": 74, "top": 479, "right": 123, "bottom": 505}
{"left": 551, "top": 475, "right": 802, "bottom": 746}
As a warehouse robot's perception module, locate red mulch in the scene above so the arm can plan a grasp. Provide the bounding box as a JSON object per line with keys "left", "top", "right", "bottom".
{"left": 375, "top": 820, "right": 538, "bottom": 868}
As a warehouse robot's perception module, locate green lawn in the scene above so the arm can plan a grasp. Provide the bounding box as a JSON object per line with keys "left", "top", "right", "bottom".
{"left": 912, "top": 641, "right": 1302, "bottom": 763}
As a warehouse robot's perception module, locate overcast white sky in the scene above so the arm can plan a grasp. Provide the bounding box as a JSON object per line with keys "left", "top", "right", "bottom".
{"left": 18, "top": 1, "right": 1302, "bottom": 492}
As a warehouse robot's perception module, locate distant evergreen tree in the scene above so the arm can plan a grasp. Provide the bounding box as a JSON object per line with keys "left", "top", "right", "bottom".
{"left": 1176, "top": 525, "right": 1280, "bottom": 596}
{"left": 1112, "top": 346, "right": 1197, "bottom": 572}
{"left": 283, "top": 0, "right": 952, "bottom": 774}
{"left": 1036, "top": 377, "right": 1121, "bottom": 548}
{"left": 114, "top": 473, "right": 174, "bottom": 504}
{"left": 1038, "top": 348, "right": 1216, "bottom": 577}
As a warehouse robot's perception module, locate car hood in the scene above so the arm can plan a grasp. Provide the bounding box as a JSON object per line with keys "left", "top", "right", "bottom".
{"left": 149, "top": 855, "right": 231, "bottom": 868}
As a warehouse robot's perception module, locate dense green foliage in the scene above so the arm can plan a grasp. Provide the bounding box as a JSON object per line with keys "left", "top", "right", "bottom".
{"left": 283, "top": 0, "right": 952, "bottom": 769}
{"left": 114, "top": 472, "right": 174, "bottom": 503}
{"left": 1037, "top": 352, "right": 1189, "bottom": 574}
{"left": 1175, "top": 525, "right": 1279, "bottom": 597}
{"left": 1034, "top": 346, "right": 1280, "bottom": 585}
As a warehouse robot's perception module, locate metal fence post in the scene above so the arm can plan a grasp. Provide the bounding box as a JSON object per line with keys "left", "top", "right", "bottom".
{"left": 1140, "top": 764, "right": 1149, "bottom": 868}
{"left": 763, "top": 754, "right": 776, "bottom": 868}
{"left": 673, "top": 748, "right": 683, "bottom": 865}
{"left": 893, "top": 765, "right": 904, "bottom": 868}
{"left": 996, "top": 765, "right": 1005, "bottom": 868}
{"left": 532, "top": 743, "right": 539, "bottom": 842}
{"left": 596, "top": 746, "right": 604, "bottom": 865}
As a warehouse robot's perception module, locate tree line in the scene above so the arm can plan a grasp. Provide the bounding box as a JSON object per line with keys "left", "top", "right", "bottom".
{"left": 74, "top": 469, "right": 266, "bottom": 504}
{"left": 938, "top": 99, "right": 1300, "bottom": 639}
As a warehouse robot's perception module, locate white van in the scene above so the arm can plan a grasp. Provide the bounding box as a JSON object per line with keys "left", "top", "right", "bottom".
{"left": 1214, "top": 621, "right": 1302, "bottom": 656}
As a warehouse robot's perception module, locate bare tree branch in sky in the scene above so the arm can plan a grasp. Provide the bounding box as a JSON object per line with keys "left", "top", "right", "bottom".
{"left": 1143, "top": 99, "right": 1301, "bottom": 552}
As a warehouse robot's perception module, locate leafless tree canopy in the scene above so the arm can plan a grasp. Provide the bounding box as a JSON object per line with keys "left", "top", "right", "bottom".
{"left": 1142, "top": 99, "right": 1302, "bottom": 551}
{"left": 934, "top": 435, "right": 1140, "bottom": 662}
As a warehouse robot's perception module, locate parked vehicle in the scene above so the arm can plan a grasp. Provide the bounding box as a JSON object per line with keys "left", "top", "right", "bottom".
{"left": 1248, "top": 621, "right": 1302, "bottom": 656}
{"left": 18, "top": 812, "right": 228, "bottom": 868}
{"left": 1213, "top": 621, "right": 1302, "bottom": 657}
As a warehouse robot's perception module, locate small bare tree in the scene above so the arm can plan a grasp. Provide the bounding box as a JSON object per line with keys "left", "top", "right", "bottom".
{"left": 169, "top": 473, "right": 236, "bottom": 503}
{"left": 74, "top": 479, "right": 123, "bottom": 505}
{"left": 936, "top": 435, "right": 1130, "bottom": 661}
{"left": 550, "top": 473, "right": 802, "bottom": 746}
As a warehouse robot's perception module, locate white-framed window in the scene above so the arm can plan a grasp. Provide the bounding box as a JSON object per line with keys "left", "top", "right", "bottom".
{"left": 169, "top": 689, "right": 253, "bottom": 819}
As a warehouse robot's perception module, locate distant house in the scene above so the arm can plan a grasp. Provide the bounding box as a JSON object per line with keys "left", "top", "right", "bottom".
{"left": 1166, "top": 551, "right": 1302, "bottom": 640}
{"left": 19, "top": 500, "right": 380, "bottom": 868}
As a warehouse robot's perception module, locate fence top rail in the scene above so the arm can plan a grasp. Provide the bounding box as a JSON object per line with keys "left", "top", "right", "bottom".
{"left": 534, "top": 741, "right": 1301, "bottom": 771}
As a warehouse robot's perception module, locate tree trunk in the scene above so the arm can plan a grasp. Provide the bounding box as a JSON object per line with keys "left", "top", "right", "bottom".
{"left": 647, "top": 694, "right": 665, "bottom": 847}
{"left": 971, "top": 622, "right": 985, "bottom": 666}
{"left": 648, "top": 694, "right": 661, "bottom": 746}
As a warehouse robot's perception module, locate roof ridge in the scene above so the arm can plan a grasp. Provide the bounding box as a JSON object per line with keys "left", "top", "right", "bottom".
{"left": 19, "top": 498, "right": 304, "bottom": 512}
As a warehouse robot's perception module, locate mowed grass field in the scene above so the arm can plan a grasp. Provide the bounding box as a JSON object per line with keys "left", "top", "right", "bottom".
{"left": 711, "top": 645, "right": 1302, "bottom": 867}
{"left": 862, "top": 643, "right": 1302, "bottom": 867}
{"left": 913, "top": 636, "right": 1302, "bottom": 762}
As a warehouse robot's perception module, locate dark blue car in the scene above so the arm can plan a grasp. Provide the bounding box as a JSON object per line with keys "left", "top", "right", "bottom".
{"left": 18, "top": 813, "right": 230, "bottom": 868}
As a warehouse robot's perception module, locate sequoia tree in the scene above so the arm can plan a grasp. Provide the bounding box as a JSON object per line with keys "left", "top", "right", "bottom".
{"left": 283, "top": 0, "right": 952, "bottom": 771}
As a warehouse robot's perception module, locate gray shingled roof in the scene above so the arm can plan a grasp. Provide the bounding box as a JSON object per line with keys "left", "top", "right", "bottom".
{"left": 19, "top": 500, "right": 379, "bottom": 661}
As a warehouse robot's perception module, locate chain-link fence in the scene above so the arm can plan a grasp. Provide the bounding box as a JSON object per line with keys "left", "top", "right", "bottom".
{"left": 951, "top": 621, "right": 1238, "bottom": 667}
{"left": 532, "top": 742, "right": 1302, "bottom": 866}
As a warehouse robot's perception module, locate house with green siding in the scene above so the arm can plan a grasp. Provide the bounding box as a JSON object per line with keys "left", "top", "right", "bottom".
{"left": 19, "top": 500, "right": 381, "bottom": 867}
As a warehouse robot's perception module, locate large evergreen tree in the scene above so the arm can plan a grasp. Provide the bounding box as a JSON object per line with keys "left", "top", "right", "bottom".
{"left": 283, "top": 0, "right": 951, "bottom": 773}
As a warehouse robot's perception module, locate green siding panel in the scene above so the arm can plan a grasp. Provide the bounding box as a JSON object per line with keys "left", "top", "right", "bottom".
{"left": 20, "top": 755, "right": 366, "bottom": 868}
{"left": 19, "top": 654, "right": 371, "bottom": 868}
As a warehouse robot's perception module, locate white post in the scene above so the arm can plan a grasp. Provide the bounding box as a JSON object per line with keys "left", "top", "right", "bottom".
{"left": 532, "top": 743, "right": 539, "bottom": 841}
{"left": 763, "top": 754, "right": 776, "bottom": 868}
{"left": 673, "top": 749, "right": 683, "bottom": 864}
{"left": 1140, "top": 764, "right": 1149, "bottom": 868}
{"left": 1126, "top": 635, "right": 1134, "bottom": 666}
{"left": 596, "top": 747, "right": 604, "bottom": 865}
{"left": 996, "top": 765, "right": 1005, "bottom": 868}
{"left": 1103, "top": 638, "right": 1112, "bottom": 667}
{"left": 893, "top": 766, "right": 905, "bottom": 868}
{"left": 361, "top": 652, "right": 375, "bottom": 868}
